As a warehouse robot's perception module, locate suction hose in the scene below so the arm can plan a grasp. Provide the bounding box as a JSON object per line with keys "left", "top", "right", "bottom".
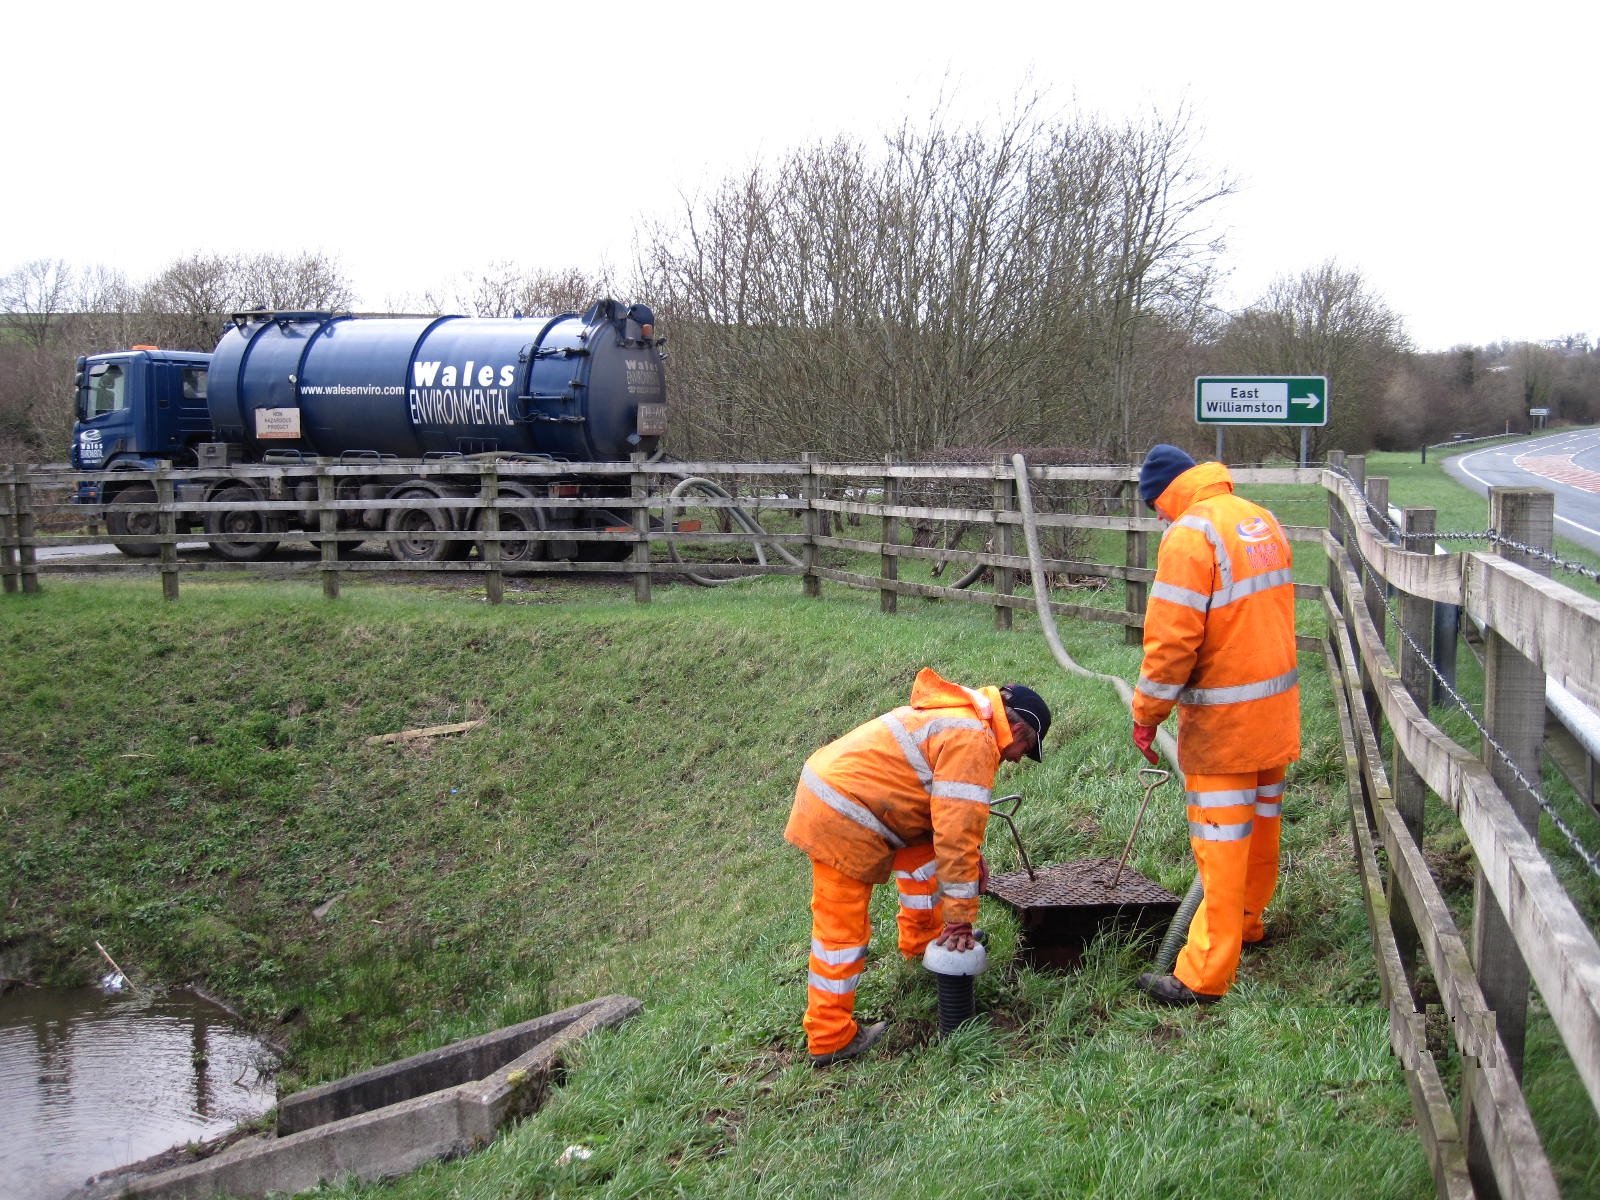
{"left": 1009, "top": 452, "right": 1201, "bottom": 958}
{"left": 661, "top": 473, "right": 989, "bottom": 590}
{"left": 661, "top": 475, "right": 806, "bottom": 587}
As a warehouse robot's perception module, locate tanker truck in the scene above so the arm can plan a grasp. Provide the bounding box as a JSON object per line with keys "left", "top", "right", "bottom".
{"left": 69, "top": 299, "right": 668, "bottom": 562}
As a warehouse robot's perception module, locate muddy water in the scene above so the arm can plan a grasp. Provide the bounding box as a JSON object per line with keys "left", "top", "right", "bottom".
{"left": 0, "top": 985, "right": 277, "bottom": 1200}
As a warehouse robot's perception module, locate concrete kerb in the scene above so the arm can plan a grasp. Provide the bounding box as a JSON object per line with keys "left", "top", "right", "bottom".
{"left": 77, "top": 994, "right": 642, "bottom": 1200}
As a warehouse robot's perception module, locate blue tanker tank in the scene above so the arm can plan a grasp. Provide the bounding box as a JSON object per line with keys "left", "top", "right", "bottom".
{"left": 206, "top": 299, "right": 666, "bottom": 463}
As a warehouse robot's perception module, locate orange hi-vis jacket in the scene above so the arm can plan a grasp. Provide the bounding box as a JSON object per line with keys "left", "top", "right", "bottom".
{"left": 1132, "top": 461, "right": 1301, "bottom": 774}
{"left": 784, "top": 668, "right": 1014, "bottom": 926}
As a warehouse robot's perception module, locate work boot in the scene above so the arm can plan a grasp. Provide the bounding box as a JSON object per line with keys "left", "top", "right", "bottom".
{"left": 809, "top": 1020, "right": 888, "bottom": 1067}
{"left": 1136, "top": 973, "right": 1221, "bottom": 1006}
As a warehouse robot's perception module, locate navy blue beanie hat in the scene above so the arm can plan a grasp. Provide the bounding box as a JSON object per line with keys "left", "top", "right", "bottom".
{"left": 1138, "top": 444, "right": 1198, "bottom": 509}
{"left": 1000, "top": 684, "right": 1051, "bottom": 762}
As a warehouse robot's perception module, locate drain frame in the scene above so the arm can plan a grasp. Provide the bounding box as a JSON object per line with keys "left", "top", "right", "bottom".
{"left": 988, "top": 857, "right": 1181, "bottom": 970}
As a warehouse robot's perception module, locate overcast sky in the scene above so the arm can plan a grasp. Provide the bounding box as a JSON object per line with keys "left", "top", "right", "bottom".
{"left": 7, "top": 0, "right": 1594, "bottom": 352}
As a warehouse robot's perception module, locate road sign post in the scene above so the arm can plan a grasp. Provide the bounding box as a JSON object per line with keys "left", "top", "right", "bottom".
{"left": 1194, "top": 376, "right": 1329, "bottom": 466}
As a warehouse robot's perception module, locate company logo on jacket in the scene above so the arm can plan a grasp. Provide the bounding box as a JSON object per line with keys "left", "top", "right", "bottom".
{"left": 1235, "top": 516, "right": 1274, "bottom": 542}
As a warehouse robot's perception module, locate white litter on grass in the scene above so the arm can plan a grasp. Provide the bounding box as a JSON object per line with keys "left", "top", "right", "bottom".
{"left": 557, "top": 1145, "right": 593, "bottom": 1166}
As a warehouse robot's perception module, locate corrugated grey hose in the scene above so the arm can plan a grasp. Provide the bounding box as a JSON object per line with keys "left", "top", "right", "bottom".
{"left": 1009, "top": 453, "right": 1201, "bottom": 968}
{"left": 662, "top": 476, "right": 806, "bottom": 587}
{"left": 662, "top": 475, "right": 986, "bottom": 589}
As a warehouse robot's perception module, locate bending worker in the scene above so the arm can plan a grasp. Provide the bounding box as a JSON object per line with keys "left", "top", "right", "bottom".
{"left": 1130, "top": 444, "right": 1300, "bottom": 1006}
{"left": 785, "top": 669, "right": 1051, "bottom": 1065}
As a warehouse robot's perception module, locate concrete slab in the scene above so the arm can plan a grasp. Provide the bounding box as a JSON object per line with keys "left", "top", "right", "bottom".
{"left": 76, "top": 994, "right": 641, "bottom": 1200}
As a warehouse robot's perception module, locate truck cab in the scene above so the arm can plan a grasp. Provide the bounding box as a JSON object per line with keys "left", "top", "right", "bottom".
{"left": 71, "top": 348, "right": 213, "bottom": 477}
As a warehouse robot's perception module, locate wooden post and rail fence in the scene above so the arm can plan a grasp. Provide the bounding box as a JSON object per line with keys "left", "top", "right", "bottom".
{"left": 4, "top": 455, "right": 1599, "bottom": 1197}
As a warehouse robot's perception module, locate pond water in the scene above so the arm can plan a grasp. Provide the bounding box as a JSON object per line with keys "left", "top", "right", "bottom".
{"left": 0, "top": 984, "right": 277, "bottom": 1200}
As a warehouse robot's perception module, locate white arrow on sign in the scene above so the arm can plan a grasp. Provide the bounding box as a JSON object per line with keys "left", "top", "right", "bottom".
{"left": 1293, "top": 395, "right": 1321, "bottom": 408}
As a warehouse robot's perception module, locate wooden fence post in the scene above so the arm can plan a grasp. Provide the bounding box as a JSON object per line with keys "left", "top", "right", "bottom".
{"left": 801, "top": 453, "right": 820, "bottom": 600}
{"left": 479, "top": 463, "right": 503, "bottom": 605}
{"left": 2, "top": 464, "right": 41, "bottom": 595}
{"left": 630, "top": 455, "right": 651, "bottom": 604}
{"left": 1360, "top": 474, "right": 1389, "bottom": 733}
{"left": 1, "top": 464, "right": 19, "bottom": 595}
{"left": 317, "top": 467, "right": 342, "bottom": 601}
{"left": 1124, "top": 478, "right": 1147, "bottom": 646}
{"left": 1326, "top": 449, "right": 1347, "bottom": 609}
{"left": 1474, "top": 488, "right": 1554, "bottom": 1071}
{"left": 993, "top": 458, "right": 1013, "bottom": 632}
{"left": 156, "top": 468, "right": 180, "bottom": 602}
{"left": 1461, "top": 487, "right": 1554, "bottom": 1197}
{"left": 1389, "top": 504, "right": 1437, "bottom": 990}
{"left": 880, "top": 457, "right": 898, "bottom": 615}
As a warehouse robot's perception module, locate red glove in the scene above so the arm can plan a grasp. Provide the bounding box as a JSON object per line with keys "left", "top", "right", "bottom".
{"left": 1132, "top": 723, "right": 1160, "bottom": 764}
{"left": 935, "top": 921, "right": 976, "bottom": 952}
{"left": 977, "top": 854, "right": 989, "bottom": 896}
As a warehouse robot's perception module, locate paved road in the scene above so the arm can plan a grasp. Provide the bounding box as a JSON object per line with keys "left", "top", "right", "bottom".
{"left": 1441, "top": 427, "right": 1600, "bottom": 556}
{"left": 32, "top": 541, "right": 207, "bottom": 561}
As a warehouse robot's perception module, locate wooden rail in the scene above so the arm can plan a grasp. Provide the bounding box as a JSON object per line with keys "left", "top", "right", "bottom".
{"left": 1326, "top": 455, "right": 1600, "bottom": 1199}
{"left": 0, "top": 459, "right": 1324, "bottom": 611}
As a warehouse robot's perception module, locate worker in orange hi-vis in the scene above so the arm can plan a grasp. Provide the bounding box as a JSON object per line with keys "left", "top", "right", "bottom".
{"left": 1129, "top": 444, "right": 1301, "bottom": 1006}
{"left": 784, "top": 669, "right": 1051, "bottom": 1065}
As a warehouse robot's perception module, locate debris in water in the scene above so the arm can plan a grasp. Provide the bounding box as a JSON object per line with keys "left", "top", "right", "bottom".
{"left": 94, "top": 941, "right": 133, "bottom": 993}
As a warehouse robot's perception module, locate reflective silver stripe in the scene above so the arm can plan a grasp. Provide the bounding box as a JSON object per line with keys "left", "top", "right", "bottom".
{"left": 1136, "top": 675, "right": 1184, "bottom": 701}
{"left": 1174, "top": 513, "right": 1233, "bottom": 589}
{"left": 808, "top": 970, "right": 861, "bottom": 994}
{"left": 1256, "top": 778, "right": 1285, "bottom": 817}
{"left": 1212, "top": 567, "right": 1295, "bottom": 610}
{"left": 1180, "top": 668, "right": 1299, "bottom": 707}
{"left": 802, "top": 765, "right": 907, "bottom": 849}
{"left": 894, "top": 859, "right": 939, "bottom": 882}
{"left": 880, "top": 712, "right": 987, "bottom": 790}
{"left": 897, "top": 893, "right": 937, "bottom": 910}
{"left": 1189, "top": 819, "right": 1254, "bottom": 842}
{"left": 1186, "top": 788, "right": 1256, "bottom": 810}
{"left": 931, "top": 780, "right": 991, "bottom": 804}
{"left": 810, "top": 939, "right": 867, "bottom": 965}
{"left": 940, "top": 881, "right": 979, "bottom": 899}
{"left": 1150, "top": 579, "right": 1210, "bottom": 612}
{"left": 879, "top": 712, "right": 933, "bottom": 786}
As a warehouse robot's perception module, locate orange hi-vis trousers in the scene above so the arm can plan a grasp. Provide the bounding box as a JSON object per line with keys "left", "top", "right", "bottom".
{"left": 1173, "top": 766, "right": 1285, "bottom": 998}
{"left": 803, "top": 844, "right": 944, "bottom": 1056}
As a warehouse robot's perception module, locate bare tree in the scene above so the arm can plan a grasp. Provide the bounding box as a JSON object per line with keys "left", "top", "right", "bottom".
{"left": 0, "top": 258, "right": 74, "bottom": 347}
{"left": 422, "top": 262, "right": 605, "bottom": 317}
{"left": 139, "top": 251, "right": 356, "bottom": 349}
{"left": 1213, "top": 260, "right": 1411, "bottom": 458}
{"left": 641, "top": 100, "right": 1232, "bottom": 462}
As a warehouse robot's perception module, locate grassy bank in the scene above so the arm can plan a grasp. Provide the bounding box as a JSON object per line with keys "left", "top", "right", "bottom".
{"left": 3, "top": 572, "right": 1436, "bottom": 1198}
{"left": 7, "top": 440, "right": 1600, "bottom": 1196}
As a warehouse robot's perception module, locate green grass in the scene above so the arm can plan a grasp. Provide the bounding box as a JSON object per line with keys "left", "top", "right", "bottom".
{"left": 0, "top": 575, "right": 1432, "bottom": 1198}
{"left": 2, "top": 488, "right": 1593, "bottom": 1197}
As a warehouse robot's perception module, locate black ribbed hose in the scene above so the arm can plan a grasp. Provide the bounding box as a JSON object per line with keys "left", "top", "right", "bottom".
{"left": 933, "top": 971, "right": 977, "bottom": 1035}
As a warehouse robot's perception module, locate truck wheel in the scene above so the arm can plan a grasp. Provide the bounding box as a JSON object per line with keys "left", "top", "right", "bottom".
{"left": 204, "top": 483, "right": 281, "bottom": 561}
{"left": 473, "top": 493, "right": 547, "bottom": 563}
{"left": 107, "top": 482, "right": 161, "bottom": 558}
{"left": 385, "top": 487, "right": 469, "bottom": 562}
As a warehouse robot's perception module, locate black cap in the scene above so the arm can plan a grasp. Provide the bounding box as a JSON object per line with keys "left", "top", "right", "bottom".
{"left": 1138, "top": 443, "right": 1197, "bottom": 509}
{"left": 1002, "top": 684, "right": 1052, "bottom": 762}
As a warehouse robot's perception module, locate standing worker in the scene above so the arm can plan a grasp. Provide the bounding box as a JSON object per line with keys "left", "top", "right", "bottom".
{"left": 1130, "top": 444, "right": 1300, "bottom": 1005}
{"left": 785, "top": 669, "right": 1051, "bottom": 1065}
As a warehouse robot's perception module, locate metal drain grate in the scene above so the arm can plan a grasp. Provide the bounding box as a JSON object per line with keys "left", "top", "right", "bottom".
{"left": 988, "top": 858, "right": 1179, "bottom": 909}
